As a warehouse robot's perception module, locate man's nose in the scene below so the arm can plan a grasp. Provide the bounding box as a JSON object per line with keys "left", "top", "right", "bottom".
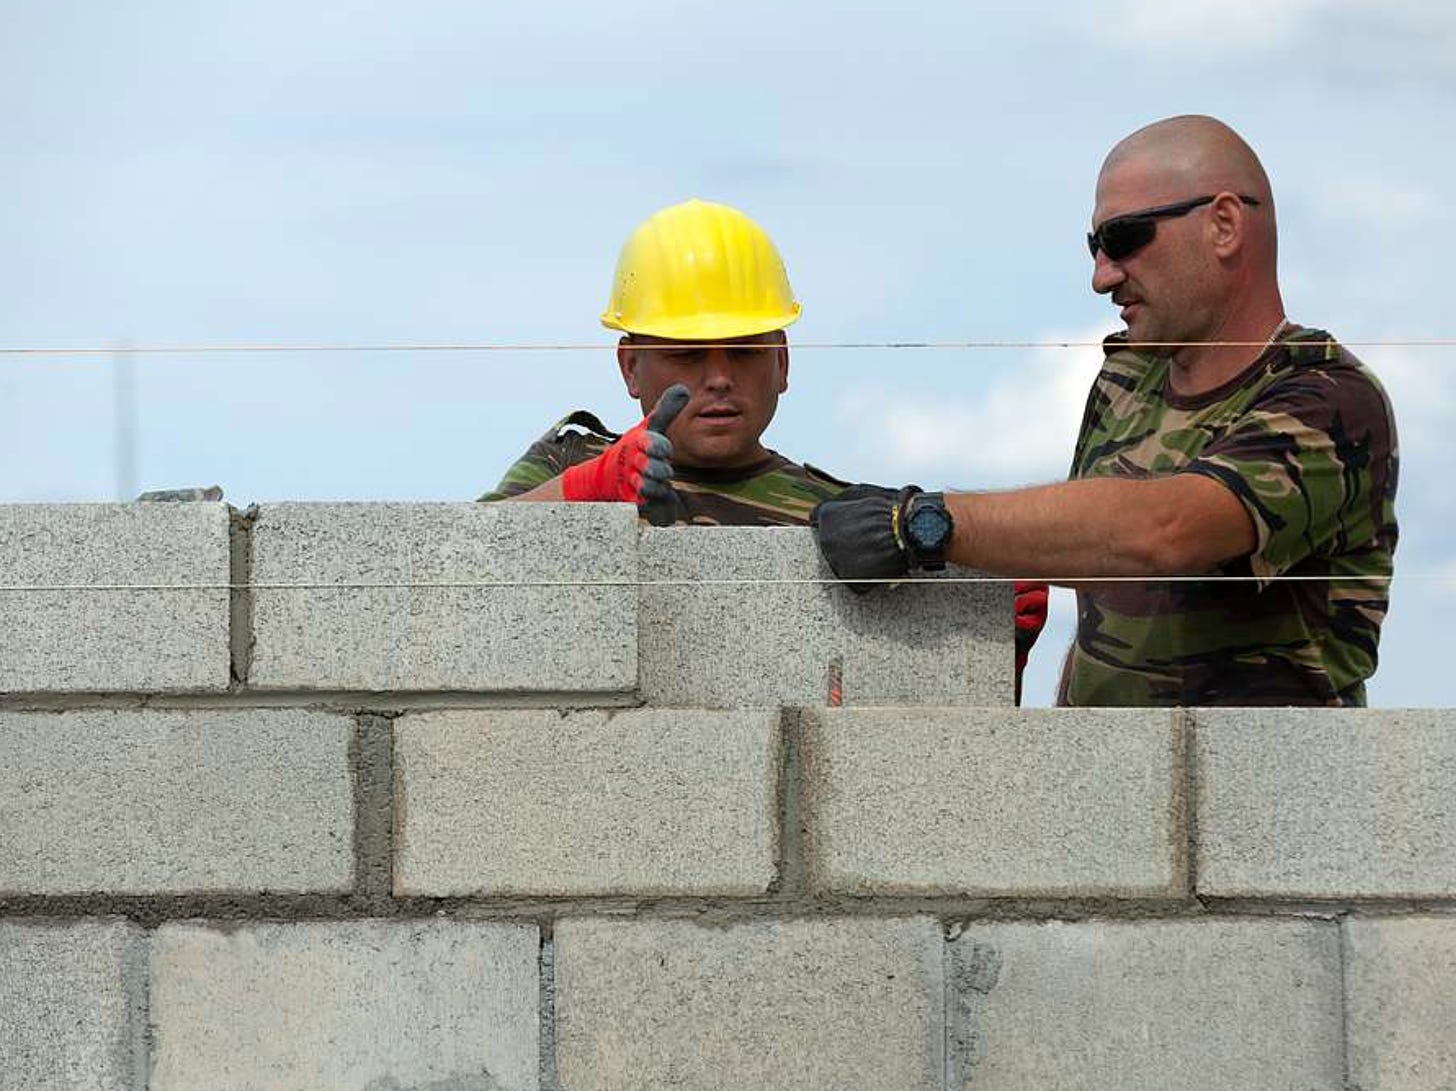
{"left": 702, "top": 347, "right": 735, "bottom": 389}
{"left": 1091, "top": 250, "right": 1124, "bottom": 296}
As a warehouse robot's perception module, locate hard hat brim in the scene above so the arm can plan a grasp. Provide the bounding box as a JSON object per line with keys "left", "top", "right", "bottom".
{"left": 600, "top": 304, "right": 802, "bottom": 341}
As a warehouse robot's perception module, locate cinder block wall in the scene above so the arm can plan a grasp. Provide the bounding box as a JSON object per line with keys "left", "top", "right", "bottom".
{"left": 1, "top": 502, "right": 1452, "bottom": 1091}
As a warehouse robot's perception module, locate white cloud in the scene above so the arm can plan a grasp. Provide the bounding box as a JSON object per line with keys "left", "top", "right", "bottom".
{"left": 835, "top": 324, "right": 1114, "bottom": 488}
{"left": 1429, "top": 558, "right": 1456, "bottom": 599}
{"left": 1358, "top": 343, "right": 1456, "bottom": 463}
{"left": 1074, "top": 0, "right": 1456, "bottom": 65}
{"left": 1079, "top": 0, "right": 1331, "bottom": 48}
{"left": 1312, "top": 177, "right": 1447, "bottom": 228}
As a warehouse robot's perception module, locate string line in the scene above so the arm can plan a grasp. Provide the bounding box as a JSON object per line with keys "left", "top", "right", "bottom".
{"left": 3, "top": 339, "right": 1456, "bottom": 357}
{"left": 0, "top": 575, "right": 1430, "bottom": 592}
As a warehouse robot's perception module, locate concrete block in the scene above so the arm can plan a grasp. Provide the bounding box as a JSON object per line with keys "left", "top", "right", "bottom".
{"left": 555, "top": 917, "right": 943, "bottom": 1091}
{"left": 150, "top": 920, "right": 539, "bottom": 1091}
{"left": 249, "top": 502, "right": 637, "bottom": 692}
{"left": 0, "top": 710, "right": 353, "bottom": 895}
{"left": 1346, "top": 916, "right": 1456, "bottom": 1091}
{"left": 0, "top": 503, "right": 230, "bottom": 692}
{"left": 803, "top": 708, "right": 1182, "bottom": 896}
{"left": 0, "top": 920, "right": 146, "bottom": 1091}
{"left": 395, "top": 708, "right": 778, "bottom": 897}
{"left": 948, "top": 919, "right": 1342, "bottom": 1090}
{"left": 638, "top": 526, "right": 1012, "bottom": 707}
{"left": 1195, "top": 709, "right": 1456, "bottom": 897}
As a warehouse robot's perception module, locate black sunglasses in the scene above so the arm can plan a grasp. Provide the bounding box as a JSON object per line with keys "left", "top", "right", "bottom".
{"left": 1087, "top": 194, "right": 1261, "bottom": 261}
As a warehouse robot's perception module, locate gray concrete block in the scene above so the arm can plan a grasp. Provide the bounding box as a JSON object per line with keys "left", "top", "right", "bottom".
{"left": 395, "top": 708, "right": 778, "bottom": 897}
{"left": 638, "top": 526, "right": 1012, "bottom": 707}
{"left": 1195, "top": 709, "right": 1456, "bottom": 897}
{"left": 948, "top": 919, "right": 1342, "bottom": 1090}
{"left": 249, "top": 502, "right": 638, "bottom": 692}
{"left": 150, "top": 921, "right": 539, "bottom": 1091}
{"left": 0, "top": 503, "right": 230, "bottom": 692}
{"left": 555, "top": 917, "right": 943, "bottom": 1091}
{"left": 803, "top": 708, "right": 1182, "bottom": 896}
{"left": 0, "top": 710, "right": 353, "bottom": 895}
{"left": 0, "top": 920, "right": 146, "bottom": 1091}
{"left": 1346, "top": 916, "right": 1456, "bottom": 1091}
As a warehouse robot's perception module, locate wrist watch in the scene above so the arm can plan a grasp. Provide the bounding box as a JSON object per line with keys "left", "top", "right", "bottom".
{"left": 901, "top": 491, "right": 955, "bottom": 571}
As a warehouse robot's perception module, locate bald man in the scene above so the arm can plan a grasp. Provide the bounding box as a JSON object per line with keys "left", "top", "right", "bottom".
{"left": 812, "top": 116, "right": 1399, "bottom": 706}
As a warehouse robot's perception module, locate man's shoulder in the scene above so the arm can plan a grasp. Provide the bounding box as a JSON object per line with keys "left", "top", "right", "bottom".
{"left": 538, "top": 410, "right": 620, "bottom": 449}
{"left": 479, "top": 410, "right": 618, "bottom": 501}
{"left": 1257, "top": 326, "right": 1396, "bottom": 427}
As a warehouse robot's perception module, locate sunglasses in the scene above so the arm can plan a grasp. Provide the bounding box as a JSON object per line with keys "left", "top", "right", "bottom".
{"left": 1087, "top": 194, "right": 1261, "bottom": 261}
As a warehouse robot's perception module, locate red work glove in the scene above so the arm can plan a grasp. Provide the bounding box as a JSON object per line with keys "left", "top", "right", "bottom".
{"left": 560, "top": 384, "right": 690, "bottom": 523}
{"left": 1014, "top": 580, "right": 1049, "bottom": 706}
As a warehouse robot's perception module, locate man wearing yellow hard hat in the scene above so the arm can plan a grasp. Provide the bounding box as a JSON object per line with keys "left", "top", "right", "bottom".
{"left": 480, "top": 198, "right": 847, "bottom": 525}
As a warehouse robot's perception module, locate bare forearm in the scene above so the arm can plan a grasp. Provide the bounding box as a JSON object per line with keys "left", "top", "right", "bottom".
{"left": 503, "top": 477, "right": 565, "bottom": 501}
{"left": 944, "top": 474, "right": 1256, "bottom": 579}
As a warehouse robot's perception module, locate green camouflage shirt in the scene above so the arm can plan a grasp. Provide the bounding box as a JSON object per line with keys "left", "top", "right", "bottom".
{"left": 479, "top": 410, "right": 848, "bottom": 525}
{"left": 1058, "top": 326, "right": 1399, "bottom": 708}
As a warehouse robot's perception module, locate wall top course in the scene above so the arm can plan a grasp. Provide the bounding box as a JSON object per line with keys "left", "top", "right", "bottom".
{"left": 250, "top": 501, "right": 639, "bottom": 584}
{"left": 0, "top": 502, "right": 230, "bottom": 584}
{"left": 0, "top": 503, "right": 231, "bottom": 694}
{"left": 247, "top": 503, "right": 640, "bottom": 692}
{"left": 638, "top": 525, "right": 1013, "bottom": 707}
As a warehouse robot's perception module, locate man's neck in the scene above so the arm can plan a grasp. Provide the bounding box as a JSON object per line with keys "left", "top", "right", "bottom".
{"left": 1167, "top": 305, "right": 1287, "bottom": 398}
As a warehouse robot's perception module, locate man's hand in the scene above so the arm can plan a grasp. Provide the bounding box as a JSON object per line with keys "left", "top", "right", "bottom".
{"left": 810, "top": 483, "right": 920, "bottom": 593}
{"left": 560, "top": 384, "right": 690, "bottom": 524}
{"left": 1014, "top": 580, "right": 1049, "bottom": 704}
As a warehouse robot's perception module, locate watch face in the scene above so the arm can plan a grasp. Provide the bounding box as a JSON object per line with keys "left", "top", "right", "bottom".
{"left": 906, "top": 503, "right": 952, "bottom": 551}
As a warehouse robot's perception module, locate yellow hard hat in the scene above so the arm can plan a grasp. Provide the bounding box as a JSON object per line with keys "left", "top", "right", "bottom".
{"left": 601, "top": 199, "right": 802, "bottom": 340}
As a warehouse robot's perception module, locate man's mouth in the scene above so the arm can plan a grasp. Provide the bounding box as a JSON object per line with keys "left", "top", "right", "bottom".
{"left": 695, "top": 405, "right": 742, "bottom": 422}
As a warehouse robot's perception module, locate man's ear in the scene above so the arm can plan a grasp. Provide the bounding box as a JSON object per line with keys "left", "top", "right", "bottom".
{"left": 1209, "top": 192, "right": 1245, "bottom": 258}
{"left": 777, "top": 344, "right": 790, "bottom": 394}
{"left": 617, "top": 338, "right": 641, "bottom": 398}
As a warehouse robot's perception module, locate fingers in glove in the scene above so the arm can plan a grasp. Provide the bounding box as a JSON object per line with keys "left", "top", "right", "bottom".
{"left": 637, "top": 459, "right": 675, "bottom": 503}
{"left": 646, "top": 383, "right": 692, "bottom": 434}
{"left": 1013, "top": 580, "right": 1049, "bottom": 657}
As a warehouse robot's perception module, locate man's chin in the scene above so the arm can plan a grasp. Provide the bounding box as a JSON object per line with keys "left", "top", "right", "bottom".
{"left": 675, "top": 439, "right": 759, "bottom": 471}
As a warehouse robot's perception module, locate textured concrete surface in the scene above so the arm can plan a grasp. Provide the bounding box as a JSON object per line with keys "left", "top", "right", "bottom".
{"left": 395, "top": 708, "right": 778, "bottom": 896}
{"left": 1195, "top": 709, "right": 1456, "bottom": 897}
{"left": 0, "top": 503, "right": 229, "bottom": 692}
{"left": 0, "top": 710, "right": 353, "bottom": 895}
{"left": 638, "top": 526, "right": 1012, "bottom": 707}
{"left": 249, "top": 502, "right": 638, "bottom": 691}
{"left": 0, "top": 920, "right": 146, "bottom": 1091}
{"left": 555, "top": 916, "right": 943, "bottom": 1091}
{"left": 1346, "top": 916, "right": 1456, "bottom": 1091}
{"left": 150, "top": 921, "right": 539, "bottom": 1091}
{"left": 948, "top": 918, "right": 1342, "bottom": 1090}
{"left": 802, "top": 708, "right": 1182, "bottom": 896}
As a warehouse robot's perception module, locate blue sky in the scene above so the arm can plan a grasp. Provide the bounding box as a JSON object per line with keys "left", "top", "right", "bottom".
{"left": 4, "top": 0, "right": 1453, "bottom": 705}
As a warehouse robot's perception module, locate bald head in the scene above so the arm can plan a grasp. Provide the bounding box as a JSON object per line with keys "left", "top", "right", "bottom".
{"left": 1091, "top": 116, "right": 1286, "bottom": 360}
{"left": 1102, "top": 115, "right": 1273, "bottom": 211}
{"left": 1096, "top": 115, "right": 1278, "bottom": 268}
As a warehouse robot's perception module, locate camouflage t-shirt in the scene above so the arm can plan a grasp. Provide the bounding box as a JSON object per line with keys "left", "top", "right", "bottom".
{"left": 1058, "top": 326, "right": 1399, "bottom": 707}
{"left": 479, "top": 410, "right": 848, "bottom": 525}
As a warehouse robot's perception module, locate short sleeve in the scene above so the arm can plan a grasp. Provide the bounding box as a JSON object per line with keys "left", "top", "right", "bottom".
{"left": 477, "top": 448, "right": 561, "bottom": 501}
{"left": 1184, "top": 364, "right": 1397, "bottom": 584}
{"left": 476, "top": 412, "right": 617, "bottom": 502}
